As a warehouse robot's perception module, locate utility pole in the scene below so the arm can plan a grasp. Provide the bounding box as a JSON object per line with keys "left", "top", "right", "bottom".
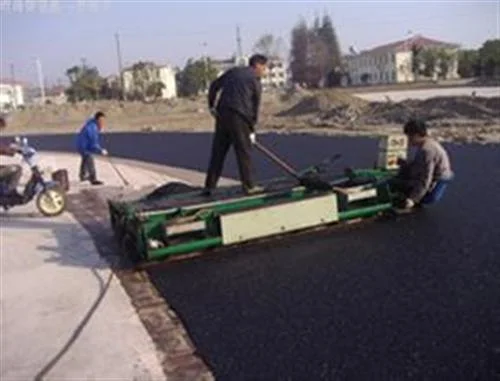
{"left": 202, "top": 41, "right": 208, "bottom": 92}
{"left": 115, "top": 32, "right": 125, "bottom": 100}
{"left": 236, "top": 25, "right": 243, "bottom": 64}
{"left": 35, "top": 58, "right": 46, "bottom": 105}
{"left": 10, "top": 63, "right": 17, "bottom": 108}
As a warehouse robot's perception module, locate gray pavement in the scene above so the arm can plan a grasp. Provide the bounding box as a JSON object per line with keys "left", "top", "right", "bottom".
{"left": 0, "top": 152, "right": 201, "bottom": 381}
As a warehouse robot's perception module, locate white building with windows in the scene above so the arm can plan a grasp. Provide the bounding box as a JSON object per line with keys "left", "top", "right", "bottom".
{"left": 122, "top": 63, "right": 177, "bottom": 99}
{"left": 212, "top": 55, "right": 289, "bottom": 89}
{"left": 0, "top": 80, "right": 25, "bottom": 111}
{"left": 345, "top": 35, "right": 460, "bottom": 85}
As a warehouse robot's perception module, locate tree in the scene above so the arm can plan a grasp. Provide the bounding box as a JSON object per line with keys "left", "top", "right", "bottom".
{"left": 290, "top": 19, "right": 309, "bottom": 85}
{"left": 253, "top": 34, "right": 285, "bottom": 58}
{"left": 307, "top": 28, "right": 329, "bottom": 87}
{"left": 457, "top": 49, "right": 480, "bottom": 78}
{"left": 289, "top": 14, "right": 343, "bottom": 88}
{"left": 436, "top": 49, "right": 454, "bottom": 79}
{"left": 100, "top": 79, "right": 123, "bottom": 100}
{"left": 177, "top": 58, "right": 218, "bottom": 97}
{"left": 130, "top": 61, "right": 156, "bottom": 100}
{"left": 318, "top": 14, "right": 342, "bottom": 70}
{"left": 146, "top": 82, "right": 166, "bottom": 100}
{"left": 421, "top": 48, "right": 438, "bottom": 78}
{"left": 478, "top": 39, "right": 500, "bottom": 77}
{"left": 65, "top": 62, "right": 105, "bottom": 102}
{"left": 411, "top": 44, "right": 423, "bottom": 79}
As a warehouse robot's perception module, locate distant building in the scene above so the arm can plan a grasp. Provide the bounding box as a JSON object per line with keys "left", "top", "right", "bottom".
{"left": 122, "top": 63, "right": 177, "bottom": 99}
{"left": 32, "top": 86, "right": 67, "bottom": 105}
{"left": 212, "top": 55, "right": 289, "bottom": 90}
{"left": 345, "top": 35, "right": 460, "bottom": 85}
{"left": 0, "top": 79, "right": 25, "bottom": 111}
{"left": 212, "top": 57, "right": 242, "bottom": 77}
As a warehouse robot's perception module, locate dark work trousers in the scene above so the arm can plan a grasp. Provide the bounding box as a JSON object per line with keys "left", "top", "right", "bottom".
{"left": 389, "top": 164, "right": 414, "bottom": 198}
{"left": 0, "top": 164, "right": 22, "bottom": 193}
{"left": 79, "top": 153, "right": 97, "bottom": 182}
{"left": 204, "top": 109, "right": 254, "bottom": 191}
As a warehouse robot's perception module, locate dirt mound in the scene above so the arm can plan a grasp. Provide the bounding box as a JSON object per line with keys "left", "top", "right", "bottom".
{"left": 363, "top": 96, "right": 500, "bottom": 125}
{"left": 276, "top": 91, "right": 368, "bottom": 117}
{"left": 281, "top": 94, "right": 500, "bottom": 128}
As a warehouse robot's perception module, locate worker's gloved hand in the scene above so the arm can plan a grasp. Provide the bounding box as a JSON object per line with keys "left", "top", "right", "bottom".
{"left": 397, "top": 157, "right": 407, "bottom": 166}
{"left": 249, "top": 132, "right": 257, "bottom": 145}
{"left": 404, "top": 198, "right": 415, "bottom": 209}
{"left": 101, "top": 149, "right": 109, "bottom": 156}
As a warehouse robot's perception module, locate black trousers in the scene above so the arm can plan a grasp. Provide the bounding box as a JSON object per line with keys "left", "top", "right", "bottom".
{"left": 389, "top": 164, "right": 414, "bottom": 198}
{"left": 204, "top": 109, "right": 254, "bottom": 190}
{"left": 0, "top": 164, "right": 22, "bottom": 193}
{"left": 79, "top": 153, "right": 97, "bottom": 181}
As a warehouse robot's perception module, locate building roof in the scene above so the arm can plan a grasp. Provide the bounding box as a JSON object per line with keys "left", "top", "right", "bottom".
{"left": 361, "top": 34, "right": 460, "bottom": 55}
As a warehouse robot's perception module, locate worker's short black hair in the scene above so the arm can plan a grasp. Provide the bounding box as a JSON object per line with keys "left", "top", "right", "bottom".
{"left": 403, "top": 118, "right": 427, "bottom": 136}
{"left": 94, "top": 111, "right": 105, "bottom": 120}
{"left": 249, "top": 54, "right": 268, "bottom": 67}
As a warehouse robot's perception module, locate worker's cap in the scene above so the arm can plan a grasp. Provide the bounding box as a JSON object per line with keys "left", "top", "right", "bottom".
{"left": 403, "top": 118, "right": 427, "bottom": 136}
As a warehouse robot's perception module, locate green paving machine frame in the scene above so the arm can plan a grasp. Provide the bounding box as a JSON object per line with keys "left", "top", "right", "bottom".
{"left": 108, "top": 167, "right": 399, "bottom": 262}
{"left": 108, "top": 134, "right": 408, "bottom": 262}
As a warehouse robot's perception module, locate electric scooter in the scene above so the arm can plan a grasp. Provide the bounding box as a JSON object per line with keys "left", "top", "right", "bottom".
{"left": 0, "top": 136, "right": 67, "bottom": 216}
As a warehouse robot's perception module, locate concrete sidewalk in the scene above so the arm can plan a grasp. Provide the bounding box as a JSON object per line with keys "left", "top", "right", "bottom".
{"left": 0, "top": 152, "right": 221, "bottom": 380}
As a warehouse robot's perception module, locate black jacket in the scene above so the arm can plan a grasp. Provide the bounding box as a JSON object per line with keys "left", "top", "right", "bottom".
{"left": 208, "top": 66, "right": 262, "bottom": 130}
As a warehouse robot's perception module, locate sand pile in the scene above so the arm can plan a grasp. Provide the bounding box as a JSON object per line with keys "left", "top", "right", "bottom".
{"left": 278, "top": 92, "right": 500, "bottom": 128}
{"left": 276, "top": 91, "right": 368, "bottom": 117}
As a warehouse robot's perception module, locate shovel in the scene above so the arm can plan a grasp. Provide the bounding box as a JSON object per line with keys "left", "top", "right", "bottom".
{"left": 253, "top": 141, "right": 332, "bottom": 191}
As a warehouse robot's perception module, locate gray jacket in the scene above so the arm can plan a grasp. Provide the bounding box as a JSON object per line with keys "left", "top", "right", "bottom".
{"left": 408, "top": 138, "right": 453, "bottom": 202}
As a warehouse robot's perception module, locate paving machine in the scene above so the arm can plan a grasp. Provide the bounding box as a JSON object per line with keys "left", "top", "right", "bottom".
{"left": 108, "top": 135, "right": 409, "bottom": 263}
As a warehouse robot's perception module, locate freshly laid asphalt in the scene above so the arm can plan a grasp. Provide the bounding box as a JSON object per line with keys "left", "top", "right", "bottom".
{"left": 19, "top": 132, "right": 500, "bottom": 380}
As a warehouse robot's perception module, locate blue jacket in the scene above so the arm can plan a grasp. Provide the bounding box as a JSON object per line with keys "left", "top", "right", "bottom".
{"left": 76, "top": 118, "right": 103, "bottom": 154}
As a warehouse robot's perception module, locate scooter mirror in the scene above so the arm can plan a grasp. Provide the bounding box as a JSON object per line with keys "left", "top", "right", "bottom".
{"left": 14, "top": 136, "right": 21, "bottom": 143}
{"left": 22, "top": 137, "right": 28, "bottom": 145}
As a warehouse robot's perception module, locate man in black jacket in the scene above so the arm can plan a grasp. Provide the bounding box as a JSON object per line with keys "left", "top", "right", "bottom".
{"left": 202, "top": 54, "right": 268, "bottom": 196}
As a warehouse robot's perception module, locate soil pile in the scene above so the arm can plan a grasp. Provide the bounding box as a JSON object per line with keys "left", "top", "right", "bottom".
{"left": 278, "top": 92, "right": 500, "bottom": 128}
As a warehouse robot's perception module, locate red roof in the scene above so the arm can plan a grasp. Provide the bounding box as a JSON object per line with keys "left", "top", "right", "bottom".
{"left": 363, "top": 35, "right": 460, "bottom": 54}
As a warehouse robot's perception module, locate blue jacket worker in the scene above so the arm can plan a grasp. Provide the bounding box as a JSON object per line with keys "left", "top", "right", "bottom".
{"left": 76, "top": 111, "right": 108, "bottom": 185}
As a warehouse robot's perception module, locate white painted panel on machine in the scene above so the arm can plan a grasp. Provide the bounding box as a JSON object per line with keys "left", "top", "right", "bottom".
{"left": 378, "top": 134, "right": 408, "bottom": 151}
{"left": 220, "top": 194, "right": 338, "bottom": 245}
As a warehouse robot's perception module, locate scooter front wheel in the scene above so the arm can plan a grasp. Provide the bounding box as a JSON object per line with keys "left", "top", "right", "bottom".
{"left": 36, "top": 187, "right": 67, "bottom": 217}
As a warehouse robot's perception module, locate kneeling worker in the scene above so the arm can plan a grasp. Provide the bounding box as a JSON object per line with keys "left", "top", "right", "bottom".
{"left": 394, "top": 118, "right": 453, "bottom": 210}
{"left": 202, "top": 54, "right": 268, "bottom": 196}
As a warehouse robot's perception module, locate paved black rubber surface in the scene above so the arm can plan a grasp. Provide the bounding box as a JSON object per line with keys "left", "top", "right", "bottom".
{"left": 23, "top": 132, "right": 500, "bottom": 380}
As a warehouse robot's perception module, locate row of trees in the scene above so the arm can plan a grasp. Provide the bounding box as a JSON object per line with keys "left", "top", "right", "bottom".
{"left": 65, "top": 61, "right": 166, "bottom": 103}
{"left": 64, "top": 56, "right": 220, "bottom": 102}
{"left": 410, "top": 45, "right": 456, "bottom": 80}
{"left": 457, "top": 39, "right": 500, "bottom": 78}
{"left": 289, "top": 15, "right": 342, "bottom": 88}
